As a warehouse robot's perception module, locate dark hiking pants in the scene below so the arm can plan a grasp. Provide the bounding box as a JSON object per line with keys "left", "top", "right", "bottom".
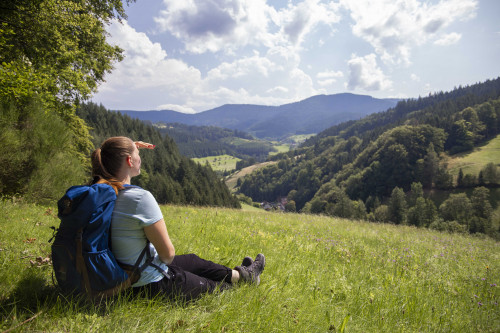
{"left": 134, "top": 254, "right": 233, "bottom": 301}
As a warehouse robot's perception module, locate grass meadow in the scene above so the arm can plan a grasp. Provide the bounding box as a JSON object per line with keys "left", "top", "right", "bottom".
{"left": 192, "top": 155, "right": 241, "bottom": 172}
{"left": 447, "top": 135, "right": 500, "bottom": 177}
{"left": 1, "top": 199, "right": 499, "bottom": 332}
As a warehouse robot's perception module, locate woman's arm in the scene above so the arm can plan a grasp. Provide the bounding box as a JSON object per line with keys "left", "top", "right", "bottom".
{"left": 144, "top": 219, "right": 175, "bottom": 265}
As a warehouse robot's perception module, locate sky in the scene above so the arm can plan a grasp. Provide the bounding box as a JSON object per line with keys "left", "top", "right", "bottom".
{"left": 92, "top": 0, "right": 500, "bottom": 113}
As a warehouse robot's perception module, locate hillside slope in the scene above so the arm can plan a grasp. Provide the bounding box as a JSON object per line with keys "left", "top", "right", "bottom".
{"left": 2, "top": 202, "right": 499, "bottom": 332}
{"left": 77, "top": 103, "right": 240, "bottom": 208}
{"left": 119, "top": 93, "right": 399, "bottom": 139}
{"left": 239, "top": 77, "right": 500, "bottom": 235}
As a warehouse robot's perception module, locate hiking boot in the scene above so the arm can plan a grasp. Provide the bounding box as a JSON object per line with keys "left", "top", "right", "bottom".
{"left": 235, "top": 253, "right": 265, "bottom": 285}
{"left": 241, "top": 256, "right": 253, "bottom": 267}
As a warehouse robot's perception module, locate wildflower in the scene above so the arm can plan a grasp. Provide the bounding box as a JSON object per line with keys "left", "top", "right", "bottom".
{"left": 478, "top": 302, "right": 483, "bottom": 306}
{"left": 490, "top": 284, "right": 497, "bottom": 287}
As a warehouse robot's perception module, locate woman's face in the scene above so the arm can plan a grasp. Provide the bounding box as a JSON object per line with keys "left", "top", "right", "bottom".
{"left": 129, "top": 144, "right": 142, "bottom": 177}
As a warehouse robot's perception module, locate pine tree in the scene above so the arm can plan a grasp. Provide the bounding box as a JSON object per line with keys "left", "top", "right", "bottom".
{"left": 457, "top": 168, "right": 464, "bottom": 188}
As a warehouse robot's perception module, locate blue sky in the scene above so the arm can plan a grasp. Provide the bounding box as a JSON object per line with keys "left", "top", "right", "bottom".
{"left": 92, "top": 0, "right": 500, "bottom": 113}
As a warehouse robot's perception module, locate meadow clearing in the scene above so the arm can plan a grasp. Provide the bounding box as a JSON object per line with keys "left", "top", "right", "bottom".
{"left": 446, "top": 135, "right": 500, "bottom": 177}
{"left": 0, "top": 200, "right": 498, "bottom": 332}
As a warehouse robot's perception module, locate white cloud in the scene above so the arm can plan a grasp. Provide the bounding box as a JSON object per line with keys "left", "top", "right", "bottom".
{"left": 410, "top": 73, "right": 420, "bottom": 82}
{"left": 95, "top": 20, "right": 204, "bottom": 110}
{"left": 205, "top": 46, "right": 318, "bottom": 106}
{"left": 317, "top": 70, "right": 344, "bottom": 86}
{"left": 341, "top": 0, "right": 478, "bottom": 65}
{"left": 347, "top": 53, "right": 392, "bottom": 91}
{"left": 317, "top": 70, "right": 343, "bottom": 79}
{"left": 154, "top": 0, "right": 341, "bottom": 54}
{"left": 95, "top": 20, "right": 321, "bottom": 111}
{"left": 267, "top": 86, "right": 289, "bottom": 94}
{"left": 154, "top": 0, "right": 277, "bottom": 53}
{"left": 155, "top": 104, "right": 197, "bottom": 113}
{"left": 278, "top": 0, "right": 341, "bottom": 46}
{"left": 434, "top": 32, "right": 462, "bottom": 45}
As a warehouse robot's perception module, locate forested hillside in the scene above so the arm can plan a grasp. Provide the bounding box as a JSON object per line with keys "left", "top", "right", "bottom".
{"left": 239, "top": 78, "right": 500, "bottom": 237}
{"left": 120, "top": 93, "right": 399, "bottom": 139}
{"left": 77, "top": 103, "right": 240, "bottom": 208}
{"left": 155, "top": 123, "right": 274, "bottom": 160}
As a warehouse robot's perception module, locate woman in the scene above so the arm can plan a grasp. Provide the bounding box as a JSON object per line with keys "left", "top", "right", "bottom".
{"left": 91, "top": 136, "right": 265, "bottom": 301}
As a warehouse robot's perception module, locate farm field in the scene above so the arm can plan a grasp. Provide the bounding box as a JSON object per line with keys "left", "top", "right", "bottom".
{"left": 1, "top": 200, "right": 499, "bottom": 332}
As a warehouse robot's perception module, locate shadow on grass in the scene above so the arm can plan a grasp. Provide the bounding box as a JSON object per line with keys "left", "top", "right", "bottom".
{"left": 0, "top": 269, "right": 212, "bottom": 331}
{"left": 0, "top": 270, "right": 127, "bottom": 330}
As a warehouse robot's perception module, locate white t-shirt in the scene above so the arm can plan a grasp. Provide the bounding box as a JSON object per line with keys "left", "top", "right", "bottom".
{"left": 111, "top": 186, "right": 169, "bottom": 287}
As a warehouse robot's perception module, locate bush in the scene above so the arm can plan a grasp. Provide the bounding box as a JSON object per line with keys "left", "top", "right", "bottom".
{"left": 429, "top": 220, "right": 468, "bottom": 234}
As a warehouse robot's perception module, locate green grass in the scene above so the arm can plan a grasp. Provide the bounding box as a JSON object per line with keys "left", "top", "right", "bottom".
{"left": 269, "top": 143, "right": 290, "bottom": 156}
{"left": 447, "top": 134, "right": 500, "bottom": 176}
{"left": 1, "top": 200, "right": 499, "bottom": 332}
{"left": 287, "top": 134, "right": 315, "bottom": 144}
{"left": 192, "top": 155, "right": 241, "bottom": 172}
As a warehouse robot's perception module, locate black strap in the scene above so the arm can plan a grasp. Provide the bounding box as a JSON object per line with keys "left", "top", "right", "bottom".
{"left": 122, "top": 241, "right": 170, "bottom": 280}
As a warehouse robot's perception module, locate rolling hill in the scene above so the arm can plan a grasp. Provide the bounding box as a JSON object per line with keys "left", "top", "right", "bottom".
{"left": 118, "top": 93, "right": 399, "bottom": 139}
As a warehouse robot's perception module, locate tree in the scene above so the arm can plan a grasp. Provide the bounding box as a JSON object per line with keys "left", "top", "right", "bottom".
{"left": 434, "top": 166, "right": 453, "bottom": 190}
{"left": 388, "top": 187, "right": 407, "bottom": 224}
{"left": 481, "top": 163, "right": 499, "bottom": 184}
{"left": 471, "top": 187, "right": 492, "bottom": 219}
{"left": 285, "top": 200, "right": 296, "bottom": 212}
{"left": 374, "top": 205, "right": 390, "bottom": 222}
{"left": 470, "top": 187, "right": 492, "bottom": 233}
{"left": 0, "top": 0, "right": 135, "bottom": 200}
{"left": 1, "top": 0, "right": 137, "bottom": 165}
{"left": 457, "top": 168, "right": 464, "bottom": 188}
{"left": 422, "top": 144, "right": 439, "bottom": 188}
{"left": 330, "top": 192, "right": 355, "bottom": 218}
{"left": 408, "top": 197, "right": 426, "bottom": 227}
{"left": 408, "top": 182, "right": 423, "bottom": 206}
{"left": 439, "top": 193, "right": 473, "bottom": 230}
{"left": 0, "top": 0, "right": 130, "bottom": 107}
{"left": 448, "top": 120, "right": 474, "bottom": 153}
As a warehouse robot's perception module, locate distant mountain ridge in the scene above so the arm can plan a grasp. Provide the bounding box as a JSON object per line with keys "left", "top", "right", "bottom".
{"left": 118, "top": 93, "right": 400, "bottom": 139}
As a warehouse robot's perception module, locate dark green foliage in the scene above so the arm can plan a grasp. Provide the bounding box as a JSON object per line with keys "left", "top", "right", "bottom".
{"left": 408, "top": 197, "right": 437, "bottom": 227}
{"left": 157, "top": 123, "right": 274, "bottom": 161}
{"left": 0, "top": 98, "right": 87, "bottom": 202}
{"left": 77, "top": 103, "right": 240, "bottom": 208}
{"left": 388, "top": 187, "right": 407, "bottom": 225}
{"left": 238, "top": 77, "right": 500, "bottom": 236}
{"left": 0, "top": 0, "right": 133, "bottom": 164}
{"left": 303, "top": 78, "right": 500, "bottom": 148}
{"left": 469, "top": 187, "right": 493, "bottom": 233}
{"left": 481, "top": 163, "right": 499, "bottom": 185}
{"left": 439, "top": 193, "right": 473, "bottom": 228}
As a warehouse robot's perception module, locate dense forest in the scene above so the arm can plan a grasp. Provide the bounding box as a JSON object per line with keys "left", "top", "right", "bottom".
{"left": 78, "top": 103, "right": 240, "bottom": 208}
{"left": 0, "top": 1, "right": 239, "bottom": 208}
{"left": 155, "top": 123, "right": 274, "bottom": 160}
{"left": 239, "top": 78, "right": 500, "bottom": 237}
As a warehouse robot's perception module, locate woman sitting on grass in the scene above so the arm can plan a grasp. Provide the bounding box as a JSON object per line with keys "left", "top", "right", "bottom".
{"left": 91, "top": 136, "right": 265, "bottom": 301}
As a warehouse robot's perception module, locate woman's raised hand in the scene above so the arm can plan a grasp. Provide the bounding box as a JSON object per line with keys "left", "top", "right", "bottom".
{"left": 134, "top": 141, "right": 155, "bottom": 149}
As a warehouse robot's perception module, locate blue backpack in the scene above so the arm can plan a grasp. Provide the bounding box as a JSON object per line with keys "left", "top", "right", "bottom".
{"left": 51, "top": 183, "right": 152, "bottom": 299}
